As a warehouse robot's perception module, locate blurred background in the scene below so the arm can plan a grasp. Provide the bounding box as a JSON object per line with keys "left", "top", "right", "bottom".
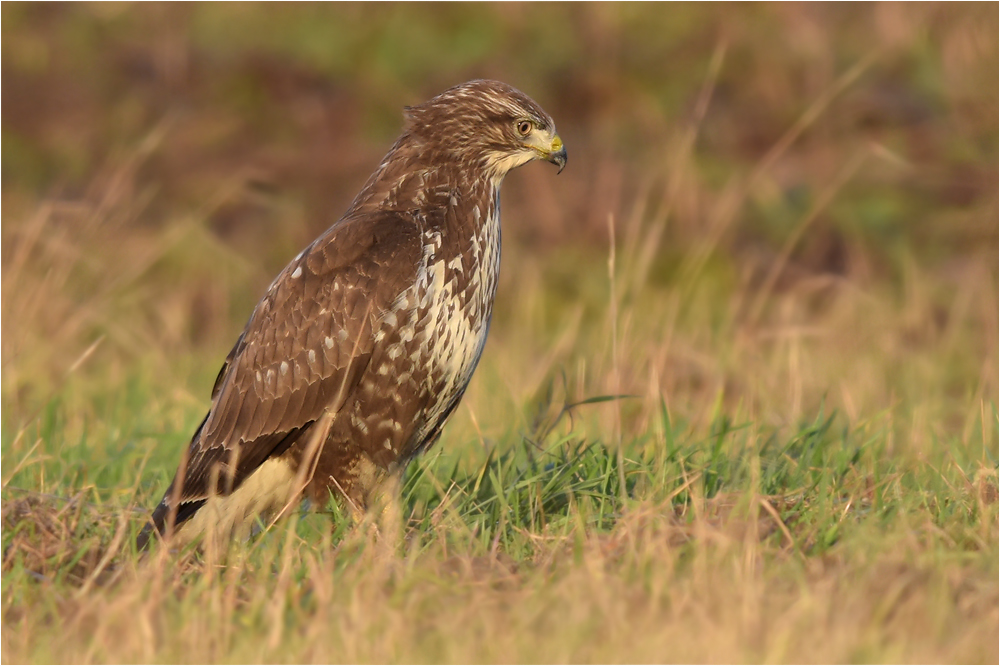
{"left": 2, "top": 3, "right": 997, "bottom": 472}
{"left": 2, "top": 7, "right": 997, "bottom": 661}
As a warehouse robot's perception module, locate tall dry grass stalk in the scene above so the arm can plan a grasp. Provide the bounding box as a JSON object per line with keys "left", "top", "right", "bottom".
{"left": 3, "top": 4, "right": 997, "bottom": 663}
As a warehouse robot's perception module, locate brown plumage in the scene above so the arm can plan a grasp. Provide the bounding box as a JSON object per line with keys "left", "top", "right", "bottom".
{"left": 138, "top": 80, "right": 566, "bottom": 549}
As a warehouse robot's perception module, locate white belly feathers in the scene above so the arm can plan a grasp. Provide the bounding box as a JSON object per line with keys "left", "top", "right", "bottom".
{"left": 414, "top": 200, "right": 500, "bottom": 429}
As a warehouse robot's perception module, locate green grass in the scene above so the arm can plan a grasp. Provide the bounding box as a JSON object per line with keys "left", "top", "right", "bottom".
{"left": 3, "top": 3, "right": 998, "bottom": 663}
{"left": 3, "top": 368, "right": 996, "bottom": 661}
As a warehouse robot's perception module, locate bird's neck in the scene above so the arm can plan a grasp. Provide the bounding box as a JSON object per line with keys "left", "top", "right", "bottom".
{"left": 345, "top": 139, "right": 501, "bottom": 230}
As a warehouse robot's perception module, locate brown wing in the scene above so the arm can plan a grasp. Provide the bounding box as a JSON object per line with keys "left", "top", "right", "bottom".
{"left": 146, "top": 209, "right": 425, "bottom": 529}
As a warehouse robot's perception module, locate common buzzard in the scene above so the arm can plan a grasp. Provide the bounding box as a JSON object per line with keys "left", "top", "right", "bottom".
{"left": 138, "top": 80, "right": 566, "bottom": 549}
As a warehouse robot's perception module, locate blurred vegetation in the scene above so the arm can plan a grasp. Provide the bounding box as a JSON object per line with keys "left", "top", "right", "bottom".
{"left": 4, "top": 3, "right": 996, "bottom": 257}
{"left": 3, "top": 3, "right": 996, "bottom": 430}
{"left": 1, "top": 4, "right": 997, "bottom": 663}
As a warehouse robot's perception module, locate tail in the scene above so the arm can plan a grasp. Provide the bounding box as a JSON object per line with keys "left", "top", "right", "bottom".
{"left": 137, "top": 412, "right": 213, "bottom": 551}
{"left": 136, "top": 496, "right": 206, "bottom": 551}
{"left": 135, "top": 418, "right": 311, "bottom": 551}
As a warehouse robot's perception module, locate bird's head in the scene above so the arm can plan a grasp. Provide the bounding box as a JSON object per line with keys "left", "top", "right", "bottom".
{"left": 402, "top": 80, "right": 567, "bottom": 182}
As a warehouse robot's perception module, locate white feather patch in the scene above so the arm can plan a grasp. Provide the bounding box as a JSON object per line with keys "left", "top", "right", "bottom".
{"left": 174, "top": 457, "right": 299, "bottom": 545}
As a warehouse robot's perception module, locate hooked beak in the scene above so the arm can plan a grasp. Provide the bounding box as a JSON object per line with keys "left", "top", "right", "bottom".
{"left": 546, "top": 135, "right": 567, "bottom": 174}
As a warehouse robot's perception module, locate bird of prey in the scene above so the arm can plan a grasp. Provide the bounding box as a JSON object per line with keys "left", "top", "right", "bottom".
{"left": 137, "top": 80, "right": 566, "bottom": 549}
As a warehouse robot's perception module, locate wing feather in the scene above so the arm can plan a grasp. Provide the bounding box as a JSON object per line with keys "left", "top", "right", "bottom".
{"left": 150, "top": 210, "right": 425, "bottom": 516}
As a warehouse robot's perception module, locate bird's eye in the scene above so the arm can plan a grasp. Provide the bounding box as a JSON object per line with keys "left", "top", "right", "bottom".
{"left": 516, "top": 120, "right": 533, "bottom": 136}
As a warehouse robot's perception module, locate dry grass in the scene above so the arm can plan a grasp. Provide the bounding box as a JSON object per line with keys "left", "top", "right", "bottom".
{"left": 3, "top": 3, "right": 998, "bottom": 664}
{"left": 3, "top": 488, "right": 996, "bottom": 663}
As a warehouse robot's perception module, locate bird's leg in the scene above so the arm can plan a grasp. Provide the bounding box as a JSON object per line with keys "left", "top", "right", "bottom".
{"left": 342, "top": 456, "right": 404, "bottom": 547}
{"left": 368, "top": 465, "right": 404, "bottom": 534}
{"left": 365, "top": 466, "right": 404, "bottom": 558}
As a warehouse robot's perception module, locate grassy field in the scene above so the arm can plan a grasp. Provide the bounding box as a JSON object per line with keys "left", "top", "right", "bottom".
{"left": 3, "top": 4, "right": 998, "bottom": 663}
